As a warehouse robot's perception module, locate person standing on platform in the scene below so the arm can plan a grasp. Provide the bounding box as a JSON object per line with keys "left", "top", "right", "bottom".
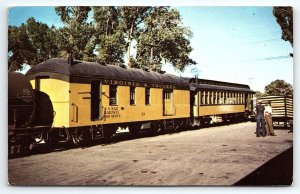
{"left": 255, "top": 101, "right": 266, "bottom": 137}
{"left": 264, "top": 101, "right": 276, "bottom": 136}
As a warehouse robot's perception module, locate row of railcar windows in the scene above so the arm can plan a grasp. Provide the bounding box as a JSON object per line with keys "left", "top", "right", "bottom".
{"left": 109, "top": 86, "right": 151, "bottom": 106}
{"left": 194, "top": 90, "right": 246, "bottom": 105}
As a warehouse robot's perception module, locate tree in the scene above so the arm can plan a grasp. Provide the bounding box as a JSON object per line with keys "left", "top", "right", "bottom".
{"left": 255, "top": 91, "right": 265, "bottom": 98}
{"left": 8, "top": 24, "right": 35, "bottom": 71}
{"left": 26, "top": 18, "right": 59, "bottom": 65}
{"left": 273, "top": 7, "right": 293, "bottom": 47}
{"left": 264, "top": 79, "right": 293, "bottom": 96}
{"left": 8, "top": 18, "right": 59, "bottom": 71}
{"left": 55, "top": 6, "right": 95, "bottom": 60}
{"left": 91, "top": 6, "right": 195, "bottom": 72}
{"left": 119, "top": 6, "right": 155, "bottom": 66}
{"left": 136, "top": 7, "right": 196, "bottom": 71}
{"left": 92, "top": 7, "right": 125, "bottom": 64}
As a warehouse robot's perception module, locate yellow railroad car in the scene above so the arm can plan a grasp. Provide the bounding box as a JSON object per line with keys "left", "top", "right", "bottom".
{"left": 186, "top": 78, "right": 255, "bottom": 125}
{"left": 26, "top": 58, "right": 190, "bottom": 143}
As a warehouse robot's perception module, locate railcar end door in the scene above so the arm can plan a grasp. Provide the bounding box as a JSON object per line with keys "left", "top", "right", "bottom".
{"left": 163, "top": 90, "right": 175, "bottom": 116}
{"left": 91, "top": 80, "right": 102, "bottom": 120}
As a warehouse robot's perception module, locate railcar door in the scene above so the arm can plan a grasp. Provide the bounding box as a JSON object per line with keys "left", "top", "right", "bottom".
{"left": 163, "top": 90, "right": 175, "bottom": 116}
{"left": 245, "top": 93, "right": 249, "bottom": 111}
{"left": 91, "top": 80, "right": 102, "bottom": 120}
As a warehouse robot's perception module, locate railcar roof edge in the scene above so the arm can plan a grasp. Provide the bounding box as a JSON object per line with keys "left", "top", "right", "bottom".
{"left": 189, "top": 83, "right": 255, "bottom": 93}
{"left": 26, "top": 58, "right": 189, "bottom": 87}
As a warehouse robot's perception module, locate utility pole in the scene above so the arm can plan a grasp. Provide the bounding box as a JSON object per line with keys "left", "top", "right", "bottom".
{"left": 247, "top": 77, "right": 254, "bottom": 89}
{"left": 191, "top": 68, "right": 200, "bottom": 117}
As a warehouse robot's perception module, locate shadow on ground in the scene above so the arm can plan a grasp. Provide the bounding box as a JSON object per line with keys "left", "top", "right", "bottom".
{"left": 234, "top": 147, "right": 293, "bottom": 186}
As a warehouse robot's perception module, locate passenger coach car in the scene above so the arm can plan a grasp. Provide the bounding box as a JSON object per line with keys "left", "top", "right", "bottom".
{"left": 25, "top": 58, "right": 191, "bottom": 144}
{"left": 186, "top": 78, "right": 255, "bottom": 125}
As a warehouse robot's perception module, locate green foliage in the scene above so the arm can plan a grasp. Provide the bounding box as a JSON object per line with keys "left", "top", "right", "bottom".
{"left": 8, "top": 6, "right": 195, "bottom": 72}
{"left": 26, "top": 18, "right": 59, "bottom": 64}
{"left": 254, "top": 91, "right": 266, "bottom": 98}
{"left": 136, "top": 7, "right": 196, "bottom": 71}
{"left": 55, "top": 6, "right": 95, "bottom": 60}
{"left": 119, "top": 7, "right": 155, "bottom": 66}
{"left": 273, "top": 7, "right": 293, "bottom": 47}
{"left": 8, "top": 25, "right": 34, "bottom": 71}
{"left": 92, "top": 7, "right": 125, "bottom": 64}
{"left": 55, "top": 6, "right": 91, "bottom": 24}
{"left": 264, "top": 79, "right": 293, "bottom": 96}
{"left": 8, "top": 18, "right": 58, "bottom": 71}
{"left": 92, "top": 6, "right": 195, "bottom": 71}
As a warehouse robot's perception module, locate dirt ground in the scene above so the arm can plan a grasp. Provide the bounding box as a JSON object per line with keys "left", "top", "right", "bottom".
{"left": 8, "top": 122, "right": 293, "bottom": 186}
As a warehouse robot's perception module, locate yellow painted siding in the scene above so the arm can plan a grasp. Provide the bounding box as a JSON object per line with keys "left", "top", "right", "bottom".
{"left": 69, "top": 82, "right": 190, "bottom": 127}
{"left": 69, "top": 83, "right": 94, "bottom": 127}
{"left": 173, "top": 89, "right": 190, "bottom": 118}
{"left": 30, "top": 78, "right": 70, "bottom": 127}
{"left": 194, "top": 105, "right": 245, "bottom": 116}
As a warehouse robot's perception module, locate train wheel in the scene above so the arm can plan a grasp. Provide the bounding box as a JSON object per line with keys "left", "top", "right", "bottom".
{"left": 47, "top": 131, "right": 60, "bottom": 149}
{"left": 129, "top": 124, "right": 141, "bottom": 135}
{"left": 19, "top": 136, "right": 36, "bottom": 155}
{"left": 102, "top": 125, "right": 117, "bottom": 140}
{"left": 150, "top": 121, "right": 162, "bottom": 135}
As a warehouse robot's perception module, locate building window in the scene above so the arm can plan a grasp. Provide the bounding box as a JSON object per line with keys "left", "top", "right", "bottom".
{"left": 109, "top": 85, "right": 118, "bottom": 105}
{"left": 130, "top": 87, "right": 136, "bottom": 105}
{"left": 145, "top": 88, "right": 150, "bottom": 105}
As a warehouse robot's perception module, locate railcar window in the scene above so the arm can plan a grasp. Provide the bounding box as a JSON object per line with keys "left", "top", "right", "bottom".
{"left": 109, "top": 85, "right": 118, "bottom": 106}
{"left": 219, "top": 92, "right": 222, "bottom": 104}
{"left": 193, "top": 93, "right": 197, "bottom": 106}
{"left": 240, "top": 93, "right": 242, "bottom": 104}
{"left": 164, "top": 91, "right": 172, "bottom": 99}
{"left": 211, "top": 91, "right": 214, "bottom": 104}
{"left": 205, "top": 91, "right": 209, "bottom": 104}
{"left": 234, "top": 92, "right": 236, "bottom": 104}
{"left": 218, "top": 92, "right": 222, "bottom": 104}
{"left": 201, "top": 91, "right": 205, "bottom": 105}
{"left": 224, "top": 92, "right": 227, "bottom": 104}
{"left": 130, "top": 87, "right": 136, "bottom": 105}
{"left": 227, "top": 92, "right": 230, "bottom": 104}
{"left": 145, "top": 88, "right": 151, "bottom": 105}
{"left": 241, "top": 93, "right": 244, "bottom": 103}
{"left": 234, "top": 93, "right": 236, "bottom": 104}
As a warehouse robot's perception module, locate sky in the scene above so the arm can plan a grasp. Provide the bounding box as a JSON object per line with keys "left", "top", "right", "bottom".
{"left": 7, "top": 6, "right": 293, "bottom": 92}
